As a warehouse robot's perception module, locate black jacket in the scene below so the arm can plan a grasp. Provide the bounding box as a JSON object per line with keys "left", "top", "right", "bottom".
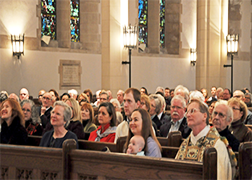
{"left": 159, "top": 116, "right": 191, "bottom": 138}
{"left": 0, "top": 116, "right": 28, "bottom": 145}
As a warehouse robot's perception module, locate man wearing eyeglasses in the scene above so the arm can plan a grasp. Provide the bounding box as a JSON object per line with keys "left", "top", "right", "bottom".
{"left": 175, "top": 98, "right": 232, "bottom": 180}
{"left": 39, "top": 92, "right": 53, "bottom": 128}
{"left": 160, "top": 95, "right": 191, "bottom": 138}
{"left": 212, "top": 101, "right": 240, "bottom": 152}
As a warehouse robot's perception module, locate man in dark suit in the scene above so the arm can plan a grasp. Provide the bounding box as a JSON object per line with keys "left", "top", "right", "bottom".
{"left": 39, "top": 92, "right": 53, "bottom": 128}
{"left": 149, "top": 94, "right": 170, "bottom": 130}
{"left": 160, "top": 95, "right": 191, "bottom": 138}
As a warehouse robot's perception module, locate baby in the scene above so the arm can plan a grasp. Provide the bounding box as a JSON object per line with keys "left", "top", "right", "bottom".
{"left": 126, "top": 135, "right": 145, "bottom": 156}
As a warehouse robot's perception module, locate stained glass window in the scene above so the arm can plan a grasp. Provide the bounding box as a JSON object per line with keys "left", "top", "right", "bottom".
{"left": 138, "top": 0, "right": 148, "bottom": 46}
{"left": 70, "top": 0, "right": 80, "bottom": 42}
{"left": 41, "top": 0, "right": 56, "bottom": 40}
{"left": 160, "top": 0, "right": 165, "bottom": 47}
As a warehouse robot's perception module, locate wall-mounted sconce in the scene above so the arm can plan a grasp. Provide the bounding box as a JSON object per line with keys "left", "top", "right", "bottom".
{"left": 11, "top": 34, "right": 24, "bottom": 59}
{"left": 190, "top": 48, "right": 197, "bottom": 66}
{"left": 122, "top": 24, "right": 137, "bottom": 88}
{"left": 224, "top": 34, "right": 239, "bottom": 93}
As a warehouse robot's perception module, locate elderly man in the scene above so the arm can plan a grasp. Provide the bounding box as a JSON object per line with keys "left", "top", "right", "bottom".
{"left": 39, "top": 92, "right": 53, "bottom": 128}
{"left": 160, "top": 95, "right": 191, "bottom": 138}
{"left": 114, "top": 88, "right": 141, "bottom": 143}
{"left": 174, "top": 85, "right": 190, "bottom": 104}
{"left": 216, "top": 87, "right": 224, "bottom": 99}
{"left": 212, "top": 101, "right": 240, "bottom": 151}
{"left": 68, "top": 89, "right": 78, "bottom": 100}
{"left": 19, "top": 88, "right": 29, "bottom": 101}
{"left": 175, "top": 99, "right": 231, "bottom": 180}
{"left": 99, "top": 90, "right": 109, "bottom": 103}
{"left": 117, "top": 90, "right": 124, "bottom": 107}
{"left": 149, "top": 94, "right": 169, "bottom": 130}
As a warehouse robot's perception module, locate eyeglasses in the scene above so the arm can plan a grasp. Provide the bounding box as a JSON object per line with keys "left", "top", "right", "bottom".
{"left": 232, "top": 107, "right": 241, "bottom": 111}
{"left": 185, "top": 108, "right": 200, "bottom": 117}
{"left": 171, "top": 106, "right": 182, "bottom": 110}
{"left": 22, "top": 108, "right": 31, "bottom": 113}
{"left": 213, "top": 111, "right": 226, "bottom": 118}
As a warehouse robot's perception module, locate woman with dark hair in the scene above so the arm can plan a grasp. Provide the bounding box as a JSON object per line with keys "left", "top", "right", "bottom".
{"left": 88, "top": 102, "right": 117, "bottom": 143}
{"left": 124, "top": 108, "right": 162, "bottom": 157}
{"left": 60, "top": 92, "right": 70, "bottom": 102}
{"left": 140, "top": 87, "right": 148, "bottom": 95}
{"left": 0, "top": 98, "right": 28, "bottom": 145}
{"left": 40, "top": 101, "right": 78, "bottom": 148}
{"left": 81, "top": 102, "right": 97, "bottom": 133}
{"left": 49, "top": 89, "right": 60, "bottom": 104}
{"left": 20, "top": 99, "right": 43, "bottom": 135}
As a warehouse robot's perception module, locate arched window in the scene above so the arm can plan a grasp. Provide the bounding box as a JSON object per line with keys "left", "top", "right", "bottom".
{"left": 138, "top": 0, "right": 148, "bottom": 46}
{"left": 70, "top": 0, "right": 80, "bottom": 42}
{"left": 160, "top": 0, "right": 165, "bottom": 48}
{"left": 41, "top": 0, "right": 56, "bottom": 40}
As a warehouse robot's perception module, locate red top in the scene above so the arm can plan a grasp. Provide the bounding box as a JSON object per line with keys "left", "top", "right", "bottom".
{"left": 88, "top": 123, "right": 115, "bottom": 143}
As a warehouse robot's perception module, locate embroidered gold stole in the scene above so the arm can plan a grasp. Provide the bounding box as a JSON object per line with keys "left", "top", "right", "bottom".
{"left": 175, "top": 127, "right": 220, "bottom": 162}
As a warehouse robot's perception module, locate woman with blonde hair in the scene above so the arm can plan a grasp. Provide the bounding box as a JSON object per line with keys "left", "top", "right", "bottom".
{"left": 228, "top": 98, "right": 252, "bottom": 142}
{"left": 80, "top": 102, "right": 97, "bottom": 134}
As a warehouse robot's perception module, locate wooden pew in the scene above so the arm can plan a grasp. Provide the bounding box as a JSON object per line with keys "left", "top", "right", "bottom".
{"left": 0, "top": 140, "right": 217, "bottom": 180}
{"left": 69, "top": 146, "right": 217, "bottom": 179}
{"left": 115, "top": 131, "right": 183, "bottom": 153}
{"left": 27, "top": 130, "right": 183, "bottom": 154}
{"left": 78, "top": 139, "right": 118, "bottom": 152}
{"left": 0, "top": 144, "right": 64, "bottom": 179}
{"left": 238, "top": 142, "right": 252, "bottom": 180}
{"left": 27, "top": 135, "right": 42, "bottom": 146}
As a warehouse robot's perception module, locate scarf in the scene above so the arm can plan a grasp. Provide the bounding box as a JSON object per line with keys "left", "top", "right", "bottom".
{"left": 95, "top": 125, "right": 117, "bottom": 142}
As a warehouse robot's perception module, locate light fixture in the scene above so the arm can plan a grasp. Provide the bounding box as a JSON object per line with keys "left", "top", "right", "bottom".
{"left": 190, "top": 48, "right": 197, "bottom": 66}
{"left": 11, "top": 34, "right": 24, "bottom": 59}
{"left": 122, "top": 24, "right": 137, "bottom": 88}
{"left": 224, "top": 34, "right": 239, "bottom": 93}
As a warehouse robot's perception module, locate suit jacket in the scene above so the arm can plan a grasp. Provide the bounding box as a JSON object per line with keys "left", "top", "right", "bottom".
{"left": 40, "top": 106, "right": 53, "bottom": 128}
{"left": 152, "top": 112, "right": 170, "bottom": 130}
{"left": 159, "top": 116, "right": 191, "bottom": 138}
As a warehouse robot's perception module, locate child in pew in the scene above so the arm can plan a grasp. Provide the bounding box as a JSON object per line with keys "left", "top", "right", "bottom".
{"left": 126, "top": 135, "right": 145, "bottom": 156}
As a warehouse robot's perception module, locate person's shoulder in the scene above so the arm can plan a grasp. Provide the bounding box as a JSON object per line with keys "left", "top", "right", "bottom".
{"left": 43, "top": 130, "right": 54, "bottom": 137}
{"left": 117, "top": 120, "right": 128, "bottom": 129}
{"left": 66, "top": 130, "right": 78, "bottom": 138}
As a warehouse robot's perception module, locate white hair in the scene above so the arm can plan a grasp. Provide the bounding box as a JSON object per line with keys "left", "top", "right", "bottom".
{"left": 189, "top": 90, "right": 205, "bottom": 103}
{"left": 68, "top": 89, "right": 78, "bottom": 95}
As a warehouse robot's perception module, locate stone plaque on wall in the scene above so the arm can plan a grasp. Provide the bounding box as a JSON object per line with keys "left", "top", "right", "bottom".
{"left": 59, "top": 60, "right": 81, "bottom": 89}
